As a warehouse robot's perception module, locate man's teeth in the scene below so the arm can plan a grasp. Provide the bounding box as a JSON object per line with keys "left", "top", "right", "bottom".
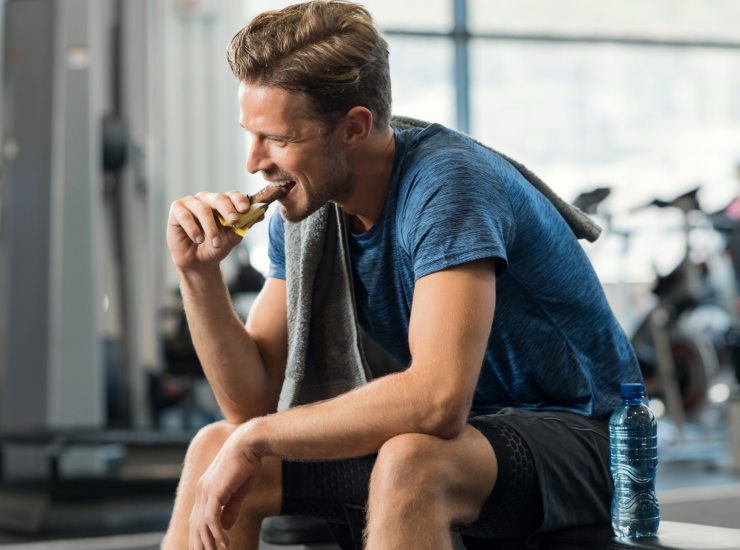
{"left": 261, "top": 181, "right": 291, "bottom": 193}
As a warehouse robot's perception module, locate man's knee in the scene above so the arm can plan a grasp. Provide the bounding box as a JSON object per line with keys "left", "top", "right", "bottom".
{"left": 184, "top": 420, "right": 239, "bottom": 466}
{"left": 371, "top": 433, "right": 451, "bottom": 501}
{"left": 181, "top": 420, "right": 281, "bottom": 518}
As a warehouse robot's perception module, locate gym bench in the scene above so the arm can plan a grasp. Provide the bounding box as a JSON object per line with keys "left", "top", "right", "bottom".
{"left": 261, "top": 516, "right": 740, "bottom": 550}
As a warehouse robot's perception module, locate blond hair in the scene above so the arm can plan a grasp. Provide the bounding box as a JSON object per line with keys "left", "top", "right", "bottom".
{"left": 227, "top": 1, "right": 391, "bottom": 130}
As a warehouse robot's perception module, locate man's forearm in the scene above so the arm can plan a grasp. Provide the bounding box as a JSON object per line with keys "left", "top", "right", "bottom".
{"left": 241, "top": 366, "right": 469, "bottom": 461}
{"left": 178, "top": 267, "right": 277, "bottom": 421}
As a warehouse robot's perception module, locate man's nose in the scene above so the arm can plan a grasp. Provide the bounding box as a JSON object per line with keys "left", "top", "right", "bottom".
{"left": 245, "top": 137, "right": 273, "bottom": 174}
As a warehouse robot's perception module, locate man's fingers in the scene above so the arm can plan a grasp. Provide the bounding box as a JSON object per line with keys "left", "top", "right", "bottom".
{"left": 192, "top": 515, "right": 217, "bottom": 550}
{"left": 203, "top": 495, "right": 223, "bottom": 543}
{"left": 204, "top": 496, "right": 229, "bottom": 549}
{"left": 197, "top": 190, "right": 249, "bottom": 224}
{"left": 170, "top": 202, "right": 205, "bottom": 244}
{"left": 199, "top": 523, "right": 217, "bottom": 550}
{"left": 171, "top": 191, "right": 254, "bottom": 247}
{"left": 178, "top": 197, "right": 237, "bottom": 248}
{"left": 191, "top": 473, "right": 230, "bottom": 550}
{"left": 191, "top": 479, "right": 213, "bottom": 550}
{"left": 188, "top": 441, "right": 257, "bottom": 549}
{"left": 227, "top": 190, "right": 251, "bottom": 213}
{"left": 207, "top": 522, "right": 228, "bottom": 550}
{"left": 188, "top": 510, "right": 200, "bottom": 550}
{"left": 184, "top": 196, "right": 228, "bottom": 248}
{"left": 169, "top": 195, "right": 222, "bottom": 246}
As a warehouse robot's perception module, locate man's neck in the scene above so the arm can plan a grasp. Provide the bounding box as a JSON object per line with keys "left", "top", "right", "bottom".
{"left": 337, "top": 127, "right": 396, "bottom": 234}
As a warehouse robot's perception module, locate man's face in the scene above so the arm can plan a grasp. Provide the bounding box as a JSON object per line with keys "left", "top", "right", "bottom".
{"left": 238, "top": 82, "right": 352, "bottom": 223}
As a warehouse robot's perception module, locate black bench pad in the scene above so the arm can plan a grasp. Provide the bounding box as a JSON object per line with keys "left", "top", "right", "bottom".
{"left": 263, "top": 517, "right": 740, "bottom": 550}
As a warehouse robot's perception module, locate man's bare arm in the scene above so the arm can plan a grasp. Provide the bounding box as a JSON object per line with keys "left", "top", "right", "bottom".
{"left": 179, "top": 271, "right": 288, "bottom": 423}
{"left": 166, "top": 188, "right": 288, "bottom": 424}
{"left": 239, "top": 258, "right": 497, "bottom": 459}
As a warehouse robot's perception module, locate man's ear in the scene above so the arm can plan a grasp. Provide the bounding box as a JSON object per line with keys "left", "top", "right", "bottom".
{"left": 342, "top": 106, "right": 373, "bottom": 147}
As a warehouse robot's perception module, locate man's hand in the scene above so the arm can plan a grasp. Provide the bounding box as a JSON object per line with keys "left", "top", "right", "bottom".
{"left": 189, "top": 426, "right": 263, "bottom": 549}
{"left": 167, "top": 190, "right": 259, "bottom": 271}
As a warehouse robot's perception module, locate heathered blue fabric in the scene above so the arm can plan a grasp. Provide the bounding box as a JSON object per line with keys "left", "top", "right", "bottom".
{"left": 268, "top": 123, "right": 641, "bottom": 419}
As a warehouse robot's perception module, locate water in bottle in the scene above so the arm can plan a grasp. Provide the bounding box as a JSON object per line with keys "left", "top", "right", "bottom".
{"left": 609, "top": 382, "right": 660, "bottom": 538}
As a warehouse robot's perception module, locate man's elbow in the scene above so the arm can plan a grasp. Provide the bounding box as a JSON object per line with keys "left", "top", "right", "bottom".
{"left": 220, "top": 394, "right": 279, "bottom": 426}
{"left": 418, "top": 394, "right": 470, "bottom": 439}
{"left": 222, "top": 414, "right": 250, "bottom": 426}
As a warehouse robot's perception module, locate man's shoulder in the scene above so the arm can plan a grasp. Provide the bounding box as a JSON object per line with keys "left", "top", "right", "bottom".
{"left": 397, "top": 122, "right": 468, "bottom": 153}
{"left": 397, "top": 123, "right": 512, "bottom": 178}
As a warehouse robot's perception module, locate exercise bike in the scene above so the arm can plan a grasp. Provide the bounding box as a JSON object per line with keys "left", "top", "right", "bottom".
{"left": 575, "top": 187, "right": 740, "bottom": 433}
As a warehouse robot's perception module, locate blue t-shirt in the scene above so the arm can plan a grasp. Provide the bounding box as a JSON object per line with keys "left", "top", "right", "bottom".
{"left": 268, "top": 123, "right": 641, "bottom": 419}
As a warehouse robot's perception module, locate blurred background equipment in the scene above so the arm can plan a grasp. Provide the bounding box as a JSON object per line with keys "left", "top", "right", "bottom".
{"left": 0, "top": 0, "right": 103, "bottom": 433}
{"left": 0, "top": 0, "right": 184, "bottom": 539}
{"left": 574, "top": 183, "right": 740, "bottom": 463}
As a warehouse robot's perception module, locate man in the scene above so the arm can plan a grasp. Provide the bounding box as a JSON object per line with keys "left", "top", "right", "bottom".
{"left": 163, "top": 1, "right": 641, "bottom": 549}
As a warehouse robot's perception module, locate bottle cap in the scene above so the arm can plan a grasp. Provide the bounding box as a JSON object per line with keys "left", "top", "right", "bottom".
{"left": 620, "top": 382, "right": 646, "bottom": 399}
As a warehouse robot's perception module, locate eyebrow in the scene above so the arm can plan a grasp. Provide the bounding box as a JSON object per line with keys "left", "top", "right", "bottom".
{"left": 239, "top": 122, "right": 277, "bottom": 133}
{"left": 240, "top": 124, "right": 298, "bottom": 140}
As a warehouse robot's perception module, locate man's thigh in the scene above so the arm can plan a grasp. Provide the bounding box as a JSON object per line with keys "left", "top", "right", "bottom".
{"left": 280, "top": 425, "right": 500, "bottom": 527}
{"left": 280, "top": 410, "right": 611, "bottom": 540}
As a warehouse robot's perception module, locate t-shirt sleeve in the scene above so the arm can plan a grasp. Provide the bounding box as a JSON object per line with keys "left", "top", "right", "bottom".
{"left": 401, "top": 143, "right": 517, "bottom": 280}
{"left": 267, "top": 211, "right": 286, "bottom": 280}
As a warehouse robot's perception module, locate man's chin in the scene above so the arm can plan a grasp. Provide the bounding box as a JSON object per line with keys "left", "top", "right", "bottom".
{"left": 278, "top": 202, "right": 324, "bottom": 223}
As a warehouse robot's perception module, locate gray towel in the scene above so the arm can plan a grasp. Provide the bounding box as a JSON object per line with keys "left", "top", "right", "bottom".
{"left": 278, "top": 117, "right": 601, "bottom": 410}
{"left": 278, "top": 204, "right": 368, "bottom": 410}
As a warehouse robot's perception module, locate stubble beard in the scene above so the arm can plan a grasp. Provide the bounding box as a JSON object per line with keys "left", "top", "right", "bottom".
{"left": 280, "top": 171, "right": 353, "bottom": 223}
{"left": 280, "top": 143, "right": 354, "bottom": 223}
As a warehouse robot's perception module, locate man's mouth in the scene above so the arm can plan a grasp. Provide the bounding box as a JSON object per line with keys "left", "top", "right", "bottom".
{"left": 277, "top": 180, "right": 297, "bottom": 194}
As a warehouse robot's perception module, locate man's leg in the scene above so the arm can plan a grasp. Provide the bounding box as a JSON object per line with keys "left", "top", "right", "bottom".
{"left": 365, "top": 426, "right": 498, "bottom": 550}
{"left": 162, "top": 421, "right": 282, "bottom": 550}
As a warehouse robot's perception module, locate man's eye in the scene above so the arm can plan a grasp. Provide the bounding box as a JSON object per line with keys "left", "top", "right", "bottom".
{"left": 269, "top": 137, "right": 288, "bottom": 146}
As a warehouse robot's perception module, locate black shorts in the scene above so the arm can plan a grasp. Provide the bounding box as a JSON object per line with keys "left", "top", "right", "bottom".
{"left": 281, "top": 408, "right": 612, "bottom": 544}
{"left": 464, "top": 408, "right": 613, "bottom": 543}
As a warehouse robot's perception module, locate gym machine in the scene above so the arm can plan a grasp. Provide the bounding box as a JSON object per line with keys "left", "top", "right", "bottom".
{"left": 0, "top": 0, "right": 187, "bottom": 537}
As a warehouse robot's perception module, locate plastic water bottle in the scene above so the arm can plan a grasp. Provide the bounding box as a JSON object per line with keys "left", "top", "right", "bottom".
{"left": 609, "top": 382, "right": 660, "bottom": 538}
